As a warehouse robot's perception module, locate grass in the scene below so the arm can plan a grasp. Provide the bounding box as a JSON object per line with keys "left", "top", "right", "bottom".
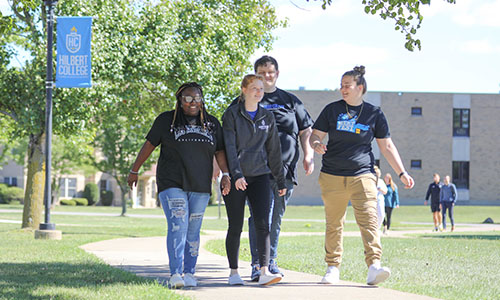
{"left": 1, "top": 203, "right": 500, "bottom": 299}
{"left": 205, "top": 232, "right": 500, "bottom": 300}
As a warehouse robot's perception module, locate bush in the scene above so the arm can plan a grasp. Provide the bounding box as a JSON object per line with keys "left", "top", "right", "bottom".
{"left": 100, "top": 190, "right": 113, "bottom": 206}
{"left": 60, "top": 199, "right": 77, "bottom": 206}
{"left": 0, "top": 183, "right": 8, "bottom": 203}
{"left": 0, "top": 186, "right": 24, "bottom": 204}
{"left": 83, "top": 183, "right": 99, "bottom": 206}
{"left": 74, "top": 198, "right": 88, "bottom": 206}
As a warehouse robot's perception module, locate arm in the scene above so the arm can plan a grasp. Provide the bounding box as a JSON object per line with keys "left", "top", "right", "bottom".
{"left": 451, "top": 184, "right": 458, "bottom": 204}
{"left": 425, "top": 184, "right": 431, "bottom": 205}
{"left": 222, "top": 111, "right": 244, "bottom": 182}
{"left": 266, "top": 117, "right": 287, "bottom": 196}
{"left": 310, "top": 129, "right": 328, "bottom": 155}
{"left": 127, "top": 140, "right": 156, "bottom": 189}
{"left": 376, "top": 138, "right": 414, "bottom": 189}
{"left": 215, "top": 150, "right": 231, "bottom": 196}
{"left": 299, "top": 126, "right": 314, "bottom": 175}
{"left": 394, "top": 187, "right": 400, "bottom": 208}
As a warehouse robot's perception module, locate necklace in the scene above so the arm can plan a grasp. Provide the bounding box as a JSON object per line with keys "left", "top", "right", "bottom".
{"left": 345, "top": 101, "right": 364, "bottom": 120}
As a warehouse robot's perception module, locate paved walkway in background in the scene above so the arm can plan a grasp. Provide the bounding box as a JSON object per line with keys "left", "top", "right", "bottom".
{"left": 80, "top": 225, "right": 500, "bottom": 300}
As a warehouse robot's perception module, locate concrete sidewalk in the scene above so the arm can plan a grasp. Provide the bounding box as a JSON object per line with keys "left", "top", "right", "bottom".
{"left": 81, "top": 230, "right": 447, "bottom": 300}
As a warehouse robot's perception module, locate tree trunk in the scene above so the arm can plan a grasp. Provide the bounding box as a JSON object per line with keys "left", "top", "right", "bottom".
{"left": 119, "top": 183, "right": 127, "bottom": 216}
{"left": 22, "top": 133, "right": 45, "bottom": 229}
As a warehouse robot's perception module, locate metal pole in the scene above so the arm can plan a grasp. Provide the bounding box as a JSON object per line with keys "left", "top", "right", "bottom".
{"left": 40, "top": 0, "right": 57, "bottom": 231}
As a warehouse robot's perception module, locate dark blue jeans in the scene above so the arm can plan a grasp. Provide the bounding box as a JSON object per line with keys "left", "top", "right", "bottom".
{"left": 441, "top": 202, "right": 455, "bottom": 229}
{"left": 248, "top": 179, "right": 294, "bottom": 265}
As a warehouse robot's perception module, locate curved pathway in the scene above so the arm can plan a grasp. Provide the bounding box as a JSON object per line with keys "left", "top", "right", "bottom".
{"left": 80, "top": 226, "right": 499, "bottom": 300}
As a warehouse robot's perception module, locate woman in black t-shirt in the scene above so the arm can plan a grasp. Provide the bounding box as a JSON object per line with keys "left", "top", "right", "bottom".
{"left": 310, "top": 66, "right": 414, "bottom": 286}
{"left": 127, "top": 82, "right": 231, "bottom": 289}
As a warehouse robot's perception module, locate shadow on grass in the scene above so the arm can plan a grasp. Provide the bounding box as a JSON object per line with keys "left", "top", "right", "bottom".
{"left": 421, "top": 234, "right": 500, "bottom": 241}
{"left": 0, "top": 262, "right": 149, "bottom": 300}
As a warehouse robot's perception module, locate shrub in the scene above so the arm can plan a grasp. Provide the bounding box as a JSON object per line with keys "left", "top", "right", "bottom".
{"left": 100, "top": 190, "right": 113, "bottom": 206}
{"left": 83, "top": 183, "right": 99, "bottom": 206}
{"left": 0, "top": 183, "right": 8, "bottom": 203}
{"left": 0, "top": 186, "right": 24, "bottom": 204}
{"left": 60, "top": 199, "right": 77, "bottom": 206}
{"left": 74, "top": 198, "right": 88, "bottom": 206}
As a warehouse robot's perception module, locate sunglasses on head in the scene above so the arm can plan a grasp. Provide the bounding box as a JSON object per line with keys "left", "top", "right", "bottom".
{"left": 182, "top": 96, "right": 203, "bottom": 103}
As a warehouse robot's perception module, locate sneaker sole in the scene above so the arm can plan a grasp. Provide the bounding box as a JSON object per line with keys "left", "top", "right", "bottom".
{"left": 367, "top": 270, "right": 390, "bottom": 285}
{"left": 259, "top": 277, "right": 282, "bottom": 286}
{"left": 169, "top": 282, "right": 185, "bottom": 289}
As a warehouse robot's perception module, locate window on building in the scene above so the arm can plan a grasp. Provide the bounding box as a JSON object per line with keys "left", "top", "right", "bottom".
{"left": 99, "top": 179, "right": 108, "bottom": 192}
{"left": 3, "top": 177, "right": 18, "bottom": 187}
{"left": 151, "top": 180, "right": 156, "bottom": 199}
{"left": 453, "top": 109, "right": 470, "bottom": 136}
{"left": 59, "top": 178, "right": 77, "bottom": 198}
{"left": 411, "top": 160, "right": 422, "bottom": 169}
{"left": 452, "top": 161, "right": 469, "bottom": 189}
{"left": 411, "top": 107, "right": 422, "bottom": 116}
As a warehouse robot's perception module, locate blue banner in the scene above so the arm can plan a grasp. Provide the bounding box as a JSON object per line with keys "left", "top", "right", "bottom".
{"left": 56, "top": 17, "right": 92, "bottom": 88}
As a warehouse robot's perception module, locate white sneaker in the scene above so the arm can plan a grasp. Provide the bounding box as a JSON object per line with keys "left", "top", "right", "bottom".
{"left": 228, "top": 274, "right": 245, "bottom": 285}
{"left": 169, "top": 273, "right": 185, "bottom": 289}
{"left": 367, "top": 263, "right": 391, "bottom": 285}
{"left": 258, "top": 273, "right": 282, "bottom": 286}
{"left": 183, "top": 273, "right": 197, "bottom": 287}
{"left": 321, "top": 266, "right": 339, "bottom": 284}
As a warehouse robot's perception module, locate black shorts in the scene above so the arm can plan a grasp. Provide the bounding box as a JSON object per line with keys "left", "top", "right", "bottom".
{"left": 431, "top": 202, "right": 441, "bottom": 213}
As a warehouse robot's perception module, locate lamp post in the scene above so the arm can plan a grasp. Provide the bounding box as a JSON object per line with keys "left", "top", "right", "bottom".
{"left": 39, "top": 0, "right": 58, "bottom": 232}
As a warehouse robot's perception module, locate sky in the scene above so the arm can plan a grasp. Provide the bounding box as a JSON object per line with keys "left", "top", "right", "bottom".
{"left": 251, "top": 0, "right": 500, "bottom": 94}
{"left": 2, "top": 0, "right": 500, "bottom": 94}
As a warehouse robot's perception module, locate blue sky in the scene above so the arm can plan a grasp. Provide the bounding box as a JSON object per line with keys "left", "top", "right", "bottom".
{"left": 251, "top": 0, "right": 500, "bottom": 94}
{"left": 3, "top": 1, "right": 499, "bottom": 94}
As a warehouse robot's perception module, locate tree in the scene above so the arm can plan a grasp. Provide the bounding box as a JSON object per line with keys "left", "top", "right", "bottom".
{"left": 88, "top": 0, "right": 282, "bottom": 215}
{"left": 1, "top": 0, "right": 282, "bottom": 225}
{"left": 309, "top": 0, "right": 456, "bottom": 51}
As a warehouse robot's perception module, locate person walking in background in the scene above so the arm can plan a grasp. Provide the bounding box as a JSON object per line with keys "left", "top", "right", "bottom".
{"left": 127, "top": 82, "right": 231, "bottom": 289}
{"left": 440, "top": 175, "right": 458, "bottom": 232}
{"left": 425, "top": 173, "right": 443, "bottom": 232}
{"left": 222, "top": 74, "right": 286, "bottom": 286}
{"left": 310, "top": 66, "right": 414, "bottom": 286}
{"left": 374, "top": 166, "right": 387, "bottom": 230}
{"left": 383, "top": 173, "right": 399, "bottom": 234}
{"left": 233, "top": 56, "right": 315, "bottom": 281}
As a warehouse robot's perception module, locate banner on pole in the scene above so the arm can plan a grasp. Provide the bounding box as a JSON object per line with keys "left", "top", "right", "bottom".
{"left": 56, "top": 17, "right": 92, "bottom": 88}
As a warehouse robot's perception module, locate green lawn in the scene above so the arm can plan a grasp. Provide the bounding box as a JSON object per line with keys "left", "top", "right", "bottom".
{"left": 1, "top": 203, "right": 499, "bottom": 300}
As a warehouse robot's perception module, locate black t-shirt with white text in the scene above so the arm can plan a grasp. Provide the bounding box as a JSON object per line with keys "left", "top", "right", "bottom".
{"left": 312, "top": 100, "right": 390, "bottom": 176}
{"left": 146, "top": 110, "right": 224, "bottom": 194}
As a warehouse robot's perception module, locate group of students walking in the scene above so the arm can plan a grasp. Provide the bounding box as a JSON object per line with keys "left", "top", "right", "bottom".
{"left": 127, "top": 56, "right": 415, "bottom": 289}
{"left": 425, "top": 173, "right": 458, "bottom": 232}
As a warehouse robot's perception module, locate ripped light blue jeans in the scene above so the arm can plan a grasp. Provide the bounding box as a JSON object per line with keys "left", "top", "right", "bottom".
{"left": 159, "top": 188, "right": 210, "bottom": 275}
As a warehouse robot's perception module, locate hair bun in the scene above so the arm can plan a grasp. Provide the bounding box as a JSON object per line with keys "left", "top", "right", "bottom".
{"left": 353, "top": 65, "right": 365, "bottom": 76}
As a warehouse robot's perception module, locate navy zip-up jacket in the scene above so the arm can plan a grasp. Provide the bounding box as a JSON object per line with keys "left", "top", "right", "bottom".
{"left": 222, "top": 101, "right": 286, "bottom": 189}
{"left": 440, "top": 183, "right": 458, "bottom": 204}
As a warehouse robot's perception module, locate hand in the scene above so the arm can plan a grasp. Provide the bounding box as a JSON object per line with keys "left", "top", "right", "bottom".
{"left": 303, "top": 156, "right": 314, "bottom": 175}
{"left": 424, "top": 200, "right": 428, "bottom": 206}
{"left": 312, "top": 142, "right": 327, "bottom": 155}
{"left": 235, "top": 177, "right": 248, "bottom": 191}
{"left": 278, "top": 188, "right": 287, "bottom": 197}
{"left": 220, "top": 175, "right": 231, "bottom": 196}
{"left": 400, "top": 173, "right": 415, "bottom": 189}
{"left": 396, "top": 205, "right": 400, "bottom": 209}
{"left": 127, "top": 173, "right": 138, "bottom": 190}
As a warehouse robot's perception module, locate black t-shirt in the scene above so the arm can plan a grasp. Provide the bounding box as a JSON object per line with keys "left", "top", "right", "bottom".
{"left": 146, "top": 110, "right": 224, "bottom": 194}
{"left": 231, "top": 88, "right": 313, "bottom": 184}
{"left": 312, "top": 100, "right": 390, "bottom": 176}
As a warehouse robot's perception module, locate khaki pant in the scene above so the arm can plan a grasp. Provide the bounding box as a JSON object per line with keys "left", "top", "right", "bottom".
{"left": 318, "top": 172, "right": 382, "bottom": 268}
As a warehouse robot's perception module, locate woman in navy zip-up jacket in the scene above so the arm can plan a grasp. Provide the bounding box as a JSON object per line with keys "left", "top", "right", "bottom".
{"left": 222, "top": 74, "right": 286, "bottom": 286}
